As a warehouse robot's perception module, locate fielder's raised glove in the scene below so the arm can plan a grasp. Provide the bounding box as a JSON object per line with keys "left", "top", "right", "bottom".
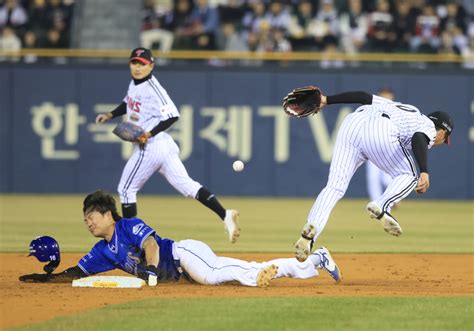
{"left": 282, "top": 86, "right": 322, "bottom": 118}
{"left": 113, "top": 122, "right": 146, "bottom": 142}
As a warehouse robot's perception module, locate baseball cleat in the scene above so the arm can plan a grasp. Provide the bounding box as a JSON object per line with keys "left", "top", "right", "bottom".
{"left": 313, "top": 247, "right": 342, "bottom": 283}
{"left": 224, "top": 209, "right": 240, "bottom": 243}
{"left": 367, "top": 202, "right": 403, "bottom": 237}
{"left": 294, "top": 223, "right": 317, "bottom": 262}
{"left": 256, "top": 264, "right": 278, "bottom": 288}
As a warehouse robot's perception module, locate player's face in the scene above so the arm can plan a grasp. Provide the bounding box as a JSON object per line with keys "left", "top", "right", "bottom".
{"left": 83, "top": 210, "right": 114, "bottom": 238}
{"left": 129, "top": 60, "right": 154, "bottom": 80}
{"left": 433, "top": 129, "right": 448, "bottom": 146}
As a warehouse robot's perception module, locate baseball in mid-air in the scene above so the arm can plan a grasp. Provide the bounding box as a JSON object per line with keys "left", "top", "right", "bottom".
{"left": 232, "top": 160, "right": 244, "bottom": 172}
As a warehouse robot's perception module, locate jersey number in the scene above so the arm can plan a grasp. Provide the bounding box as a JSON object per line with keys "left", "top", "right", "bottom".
{"left": 396, "top": 104, "right": 418, "bottom": 113}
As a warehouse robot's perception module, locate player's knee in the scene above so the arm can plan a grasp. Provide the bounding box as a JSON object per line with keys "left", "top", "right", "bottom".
{"left": 325, "top": 183, "right": 347, "bottom": 197}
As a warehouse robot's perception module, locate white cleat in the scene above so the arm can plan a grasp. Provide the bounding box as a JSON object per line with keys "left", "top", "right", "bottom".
{"left": 294, "top": 223, "right": 317, "bottom": 262}
{"left": 367, "top": 202, "right": 402, "bottom": 237}
{"left": 256, "top": 264, "right": 278, "bottom": 288}
{"left": 224, "top": 209, "right": 240, "bottom": 243}
{"left": 312, "top": 247, "right": 342, "bottom": 283}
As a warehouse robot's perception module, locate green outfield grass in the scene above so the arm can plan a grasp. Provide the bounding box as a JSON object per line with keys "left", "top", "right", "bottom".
{"left": 0, "top": 195, "right": 472, "bottom": 253}
{"left": 8, "top": 297, "right": 473, "bottom": 331}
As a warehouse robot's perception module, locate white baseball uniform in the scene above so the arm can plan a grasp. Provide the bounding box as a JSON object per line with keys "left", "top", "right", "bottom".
{"left": 118, "top": 75, "right": 202, "bottom": 204}
{"left": 366, "top": 160, "right": 392, "bottom": 201}
{"left": 307, "top": 95, "right": 437, "bottom": 241}
{"left": 173, "top": 240, "right": 318, "bottom": 286}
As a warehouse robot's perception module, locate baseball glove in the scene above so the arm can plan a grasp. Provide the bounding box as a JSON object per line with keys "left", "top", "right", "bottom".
{"left": 113, "top": 122, "right": 146, "bottom": 142}
{"left": 282, "top": 86, "right": 322, "bottom": 118}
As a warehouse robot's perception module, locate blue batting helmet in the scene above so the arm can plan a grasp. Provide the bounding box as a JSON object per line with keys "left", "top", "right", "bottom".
{"left": 28, "top": 236, "right": 60, "bottom": 263}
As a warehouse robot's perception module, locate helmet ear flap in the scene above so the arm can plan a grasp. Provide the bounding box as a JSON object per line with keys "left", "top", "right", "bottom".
{"left": 43, "top": 259, "right": 60, "bottom": 274}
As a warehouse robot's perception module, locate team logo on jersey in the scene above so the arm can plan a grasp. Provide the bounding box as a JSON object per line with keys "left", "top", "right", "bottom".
{"left": 127, "top": 96, "right": 141, "bottom": 113}
{"left": 132, "top": 223, "right": 144, "bottom": 235}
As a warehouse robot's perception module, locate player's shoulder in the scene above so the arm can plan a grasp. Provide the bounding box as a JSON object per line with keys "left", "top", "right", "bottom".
{"left": 117, "top": 217, "right": 152, "bottom": 233}
{"left": 117, "top": 217, "right": 146, "bottom": 228}
{"left": 372, "top": 95, "right": 396, "bottom": 105}
{"left": 390, "top": 101, "right": 421, "bottom": 113}
{"left": 90, "top": 239, "right": 107, "bottom": 253}
{"left": 420, "top": 112, "right": 436, "bottom": 126}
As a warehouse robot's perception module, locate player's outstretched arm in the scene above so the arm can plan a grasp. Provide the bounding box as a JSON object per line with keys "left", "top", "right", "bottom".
{"left": 19, "top": 266, "right": 87, "bottom": 283}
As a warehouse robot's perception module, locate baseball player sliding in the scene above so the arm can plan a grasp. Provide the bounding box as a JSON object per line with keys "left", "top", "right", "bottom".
{"left": 282, "top": 86, "right": 453, "bottom": 262}
{"left": 95, "top": 47, "right": 240, "bottom": 243}
{"left": 19, "top": 190, "right": 341, "bottom": 287}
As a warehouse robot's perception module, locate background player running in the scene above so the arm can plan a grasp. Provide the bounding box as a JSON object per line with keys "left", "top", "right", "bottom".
{"left": 95, "top": 47, "right": 240, "bottom": 243}
{"left": 288, "top": 88, "right": 453, "bottom": 262}
{"left": 19, "top": 190, "right": 341, "bottom": 287}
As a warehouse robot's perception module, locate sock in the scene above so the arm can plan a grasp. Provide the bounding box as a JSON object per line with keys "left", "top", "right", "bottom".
{"left": 195, "top": 187, "right": 226, "bottom": 220}
{"left": 309, "top": 251, "right": 322, "bottom": 268}
{"left": 122, "top": 203, "right": 137, "bottom": 218}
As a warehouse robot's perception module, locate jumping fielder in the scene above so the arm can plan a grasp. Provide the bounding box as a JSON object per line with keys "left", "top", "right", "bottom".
{"left": 95, "top": 47, "right": 240, "bottom": 243}
{"left": 282, "top": 87, "right": 453, "bottom": 262}
{"left": 19, "top": 190, "right": 341, "bottom": 287}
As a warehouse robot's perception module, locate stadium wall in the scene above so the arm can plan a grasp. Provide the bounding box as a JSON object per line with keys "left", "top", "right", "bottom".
{"left": 0, "top": 65, "right": 472, "bottom": 199}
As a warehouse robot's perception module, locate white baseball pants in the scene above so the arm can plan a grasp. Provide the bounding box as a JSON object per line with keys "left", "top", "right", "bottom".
{"left": 173, "top": 240, "right": 318, "bottom": 286}
{"left": 118, "top": 132, "right": 202, "bottom": 204}
{"left": 366, "top": 161, "right": 392, "bottom": 202}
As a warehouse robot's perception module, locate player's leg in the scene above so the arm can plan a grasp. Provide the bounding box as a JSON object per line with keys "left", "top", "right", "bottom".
{"left": 362, "top": 115, "right": 417, "bottom": 236}
{"left": 175, "top": 239, "right": 276, "bottom": 287}
{"left": 159, "top": 137, "right": 240, "bottom": 242}
{"left": 366, "top": 161, "right": 385, "bottom": 202}
{"left": 261, "top": 258, "right": 318, "bottom": 279}
{"left": 295, "top": 113, "right": 366, "bottom": 261}
{"left": 118, "top": 145, "right": 159, "bottom": 218}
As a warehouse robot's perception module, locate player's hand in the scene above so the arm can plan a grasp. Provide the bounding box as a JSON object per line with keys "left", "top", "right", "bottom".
{"left": 145, "top": 265, "right": 158, "bottom": 286}
{"left": 320, "top": 94, "right": 327, "bottom": 108}
{"left": 95, "top": 113, "right": 112, "bottom": 124}
{"left": 138, "top": 132, "right": 151, "bottom": 147}
{"left": 415, "top": 172, "right": 430, "bottom": 194}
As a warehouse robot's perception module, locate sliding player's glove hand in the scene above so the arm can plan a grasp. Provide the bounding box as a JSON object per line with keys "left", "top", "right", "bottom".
{"left": 282, "top": 86, "right": 322, "bottom": 118}
{"left": 113, "top": 122, "right": 146, "bottom": 142}
{"left": 19, "top": 273, "right": 52, "bottom": 282}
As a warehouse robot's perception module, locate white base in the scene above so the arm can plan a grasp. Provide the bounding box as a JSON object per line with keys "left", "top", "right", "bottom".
{"left": 72, "top": 276, "right": 145, "bottom": 288}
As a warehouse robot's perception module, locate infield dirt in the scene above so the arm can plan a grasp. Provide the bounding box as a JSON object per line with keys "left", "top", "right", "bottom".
{"left": 1, "top": 253, "right": 473, "bottom": 329}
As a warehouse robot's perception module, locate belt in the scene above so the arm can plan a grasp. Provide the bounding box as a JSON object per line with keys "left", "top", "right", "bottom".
{"left": 382, "top": 113, "right": 390, "bottom": 119}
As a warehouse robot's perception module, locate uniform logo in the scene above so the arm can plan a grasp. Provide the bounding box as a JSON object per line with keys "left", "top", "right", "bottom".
{"left": 127, "top": 96, "right": 141, "bottom": 113}
{"left": 132, "top": 223, "right": 144, "bottom": 235}
{"left": 135, "top": 49, "right": 145, "bottom": 56}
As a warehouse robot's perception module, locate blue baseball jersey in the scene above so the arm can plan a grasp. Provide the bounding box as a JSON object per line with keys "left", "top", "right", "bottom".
{"left": 77, "top": 218, "right": 180, "bottom": 281}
